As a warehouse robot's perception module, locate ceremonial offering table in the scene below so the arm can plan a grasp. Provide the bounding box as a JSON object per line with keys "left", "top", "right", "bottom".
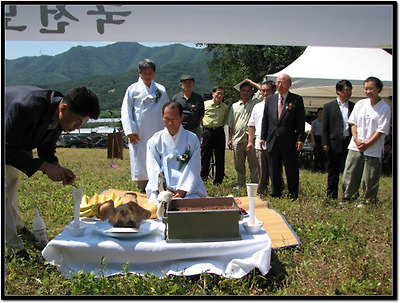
{"left": 42, "top": 218, "right": 271, "bottom": 279}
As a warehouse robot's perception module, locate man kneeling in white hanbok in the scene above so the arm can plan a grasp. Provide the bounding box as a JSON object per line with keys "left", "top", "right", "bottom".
{"left": 146, "top": 101, "right": 207, "bottom": 204}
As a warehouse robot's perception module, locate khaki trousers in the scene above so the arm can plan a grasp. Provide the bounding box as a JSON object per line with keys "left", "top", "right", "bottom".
{"left": 233, "top": 140, "right": 259, "bottom": 186}
{"left": 342, "top": 150, "right": 382, "bottom": 203}
{"left": 5, "top": 165, "right": 24, "bottom": 252}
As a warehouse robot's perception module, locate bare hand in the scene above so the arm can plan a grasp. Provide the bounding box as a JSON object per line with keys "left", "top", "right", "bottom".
{"left": 259, "top": 140, "right": 266, "bottom": 150}
{"left": 63, "top": 168, "right": 76, "bottom": 185}
{"left": 246, "top": 143, "right": 254, "bottom": 153}
{"left": 38, "top": 162, "right": 76, "bottom": 185}
{"left": 357, "top": 140, "right": 370, "bottom": 152}
{"left": 172, "top": 189, "right": 186, "bottom": 198}
{"left": 296, "top": 141, "right": 304, "bottom": 151}
{"left": 129, "top": 134, "right": 140, "bottom": 145}
{"left": 228, "top": 139, "right": 233, "bottom": 150}
{"left": 323, "top": 145, "right": 329, "bottom": 152}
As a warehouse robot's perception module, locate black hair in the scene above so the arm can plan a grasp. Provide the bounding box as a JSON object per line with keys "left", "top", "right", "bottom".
{"left": 317, "top": 107, "right": 323, "bottom": 113}
{"left": 62, "top": 86, "right": 100, "bottom": 119}
{"left": 212, "top": 86, "right": 225, "bottom": 93}
{"left": 162, "top": 101, "right": 183, "bottom": 116}
{"left": 239, "top": 82, "right": 252, "bottom": 90}
{"left": 261, "top": 80, "right": 277, "bottom": 92}
{"left": 364, "top": 76, "right": 383, "bottom": 93}
{"left": 138, "top": 59, "right": 156, "bottom": 73}
{"left": 336, "top": 80, "right": 353, "bottom": 92}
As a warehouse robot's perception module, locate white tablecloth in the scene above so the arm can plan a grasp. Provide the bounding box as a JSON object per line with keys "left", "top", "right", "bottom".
{"left": 42, "top": 219, "right": 271, "bottom": 279}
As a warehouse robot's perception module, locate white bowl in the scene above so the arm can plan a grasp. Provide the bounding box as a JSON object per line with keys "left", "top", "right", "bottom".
{"left": 65, "top": 222, "right": 86, "bottom": 237}
{"left": 242, "top": 221, "right": 263, "bottom": 234}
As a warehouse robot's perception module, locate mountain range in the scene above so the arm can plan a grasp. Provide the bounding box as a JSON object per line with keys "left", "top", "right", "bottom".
{"left": 5, "top": 42, "right": 214, "bottom": 112}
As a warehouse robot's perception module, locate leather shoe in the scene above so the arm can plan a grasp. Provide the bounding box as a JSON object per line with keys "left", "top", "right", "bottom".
{"left": 7, "top": 249, "right": 31, "bottom": 261}
{"left": 17, "top": 226, "right": 36, "bottom": 241}
{"left": 270, "top": 193, "right": 281, "bottom": 198}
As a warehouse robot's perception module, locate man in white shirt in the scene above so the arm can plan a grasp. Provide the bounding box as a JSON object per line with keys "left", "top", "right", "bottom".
{"left": 247, "top": 80, "right": 276, "bottom": 195}
{"left": 146, "top": 102, "right": 207, "bottom": 202}
{"left": 311, "top": 108, "right": 326, "bottom": 173}
{"left": 342, "top": 77, "right": 391, "bottom": 205}
{"left": 121, "top": 59, "right": 169, "bottom": 193}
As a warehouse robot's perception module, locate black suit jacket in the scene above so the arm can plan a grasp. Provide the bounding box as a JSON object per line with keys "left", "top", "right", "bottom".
{"left": 261, "top": 91, "right": 306, "bottom": 153}
{"left": 321, "top": 99, "right": 355, "bottom": 153}
{"left": 5, "top": 86, "right": 63, "bottom": 177}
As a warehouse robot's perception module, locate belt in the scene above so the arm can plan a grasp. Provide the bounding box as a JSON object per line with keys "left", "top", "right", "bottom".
{"left": 204, "top": 126, "right": 223, "bottom": 131}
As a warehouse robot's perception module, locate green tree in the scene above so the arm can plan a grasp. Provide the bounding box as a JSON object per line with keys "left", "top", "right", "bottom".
{"left": 199, "top": 44, "right": 305, "bottom": 106}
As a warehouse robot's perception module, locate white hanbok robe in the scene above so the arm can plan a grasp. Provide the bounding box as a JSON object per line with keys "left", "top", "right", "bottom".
{"left": 121, "top": 77, "right": 169, "bottom": 181}
{"left": 146, "top": 125, "right": 207, "bottom": 202}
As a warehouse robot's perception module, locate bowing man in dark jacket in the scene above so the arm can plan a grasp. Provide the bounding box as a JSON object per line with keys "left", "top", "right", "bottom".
{"left": 260, "top": 74, "right": 305, "bottom": 199}
{"left": 321, "top": 80, "right": 354, "bottom": 199}
{"left": 5, "top": 85, "right": 100, "bottom": 259}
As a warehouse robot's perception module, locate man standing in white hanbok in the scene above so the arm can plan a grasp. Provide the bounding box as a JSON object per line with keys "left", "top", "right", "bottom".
{"left": 121, "top": 59, "right": 169, "bottom": 192}
{"left": 146, "top": 101, "right": 207, "bottom": 202}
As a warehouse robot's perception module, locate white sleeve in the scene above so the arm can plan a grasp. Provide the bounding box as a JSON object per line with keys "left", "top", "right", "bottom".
{"left": 120, "top": 86, "right": 138, "bottom": 136}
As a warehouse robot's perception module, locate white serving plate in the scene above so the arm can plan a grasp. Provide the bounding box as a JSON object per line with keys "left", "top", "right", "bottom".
{"left": 93, "top": 220, "right": 161, "bottom": 239}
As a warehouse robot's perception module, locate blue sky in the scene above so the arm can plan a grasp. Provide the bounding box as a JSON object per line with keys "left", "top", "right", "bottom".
{"left": 5, "top": 41, "right": 202, "bottom": 60}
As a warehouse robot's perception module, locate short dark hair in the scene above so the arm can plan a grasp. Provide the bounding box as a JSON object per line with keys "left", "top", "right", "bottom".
{"left": 62, "top": 86, "right": 100, "bottom": 119}
{"left": 261, "top": 80, "right": 276, "bottom": 92}
{"left": 364, "top": 76, "right": 383, "bottom": 93}
{"left": 336, "top": 80, "right": 353, "bottom": 92}
{"left": 239, "top": 82, "right": 252, "bottom": 90}
{"left": 138, "top": 59, "right": 156, "bottom": 73}
{"left": 212, "top": 86, "right": 225, "bottom": 93}
{"left": 162, "top": 101, "right": 183, "bottom": 116}
{"left": 317, "top": 107, "right": 323, "bottom": 113}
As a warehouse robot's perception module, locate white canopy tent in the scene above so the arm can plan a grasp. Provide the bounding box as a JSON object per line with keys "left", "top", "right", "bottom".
{"left": 266, "top": 46, "right": 393, "bottom": 89}
{"left": 265, "top": 46, "right": 393, "bottom": 109}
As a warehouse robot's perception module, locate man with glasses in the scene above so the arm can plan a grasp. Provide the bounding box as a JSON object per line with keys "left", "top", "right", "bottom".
{"left": 247, "top": 80, "right": 276, "bottom": 195}
{"left": 260, "top": 74, "right": 305, "bottom": 200}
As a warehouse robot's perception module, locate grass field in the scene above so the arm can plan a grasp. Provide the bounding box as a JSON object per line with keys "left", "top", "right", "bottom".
{"left": 4, "top": 148, "right": 393, "bottom": 296}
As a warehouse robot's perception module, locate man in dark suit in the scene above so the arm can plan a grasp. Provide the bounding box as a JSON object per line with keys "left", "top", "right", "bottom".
{"left": 6, "top": 85, "right": 100, "bottom": 260}
{"left": 260, "top": 74, "right": 305, "bottom": 199}
{"left": 321, "top": 80, "right": 354, "bottom": 200}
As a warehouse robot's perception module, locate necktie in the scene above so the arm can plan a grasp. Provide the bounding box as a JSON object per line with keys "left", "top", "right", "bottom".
{"left": 278, "top": 95, "right": 284, "bottom": 119}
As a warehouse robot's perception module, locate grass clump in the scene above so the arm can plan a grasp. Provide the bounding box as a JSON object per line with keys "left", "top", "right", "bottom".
{"left": 4, "top": 148, "right": 393, "bottom": 296}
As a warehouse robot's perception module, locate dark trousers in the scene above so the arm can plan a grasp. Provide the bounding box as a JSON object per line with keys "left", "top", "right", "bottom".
{"left": 313, "top": 135, "right": 326, "bottom": 172}
{"left": 268, "top": 137, "right": 299, "bottom": 198}
{"left": 326, "top": 137, "right": 351, "bottom": 199}
{"left": 201, "top": 127, "right": 226, "bottom": 184}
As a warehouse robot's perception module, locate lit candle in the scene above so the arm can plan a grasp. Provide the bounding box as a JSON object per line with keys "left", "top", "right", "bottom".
{"left": 72, "top": 188, "right": 84, "bottom": 228}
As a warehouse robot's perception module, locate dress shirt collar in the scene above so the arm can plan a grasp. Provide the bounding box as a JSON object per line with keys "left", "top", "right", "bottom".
{"left": 279, "top": 92, "right": 288, "bottom": 102}
{"left": 336, "top": 98, "right": 349, "bottom": 107}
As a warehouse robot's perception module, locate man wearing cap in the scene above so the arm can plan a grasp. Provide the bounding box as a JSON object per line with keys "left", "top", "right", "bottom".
{"left": 172, "top": 75, "right": 205, "bottom": 140}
